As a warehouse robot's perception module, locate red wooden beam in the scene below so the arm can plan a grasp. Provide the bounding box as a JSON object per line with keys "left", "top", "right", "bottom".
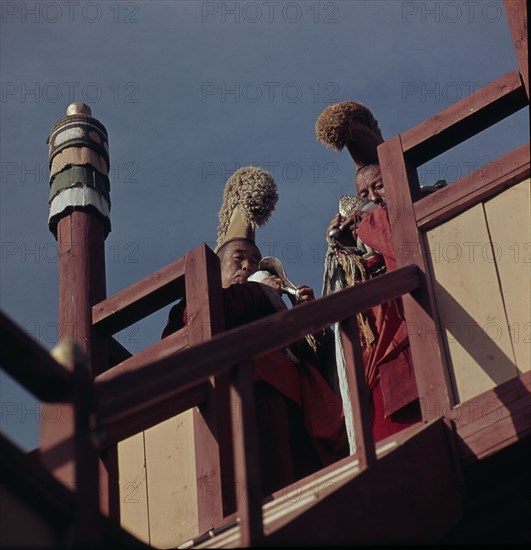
{"left": 184, "top": 244, "right": 234, "bottom": 530}
{"left": 67, "top": 344, "right": 101, "bottom": 547}
{"left": 185, "top": 244, "right": 225, "bottom": 339}
{"left": 0, "top": 309, "right": 72, "bottom": 402}
{"left": 95, "top": 265, "right": 421, "bottom": 434}
{"left": 96, "top": 326, "right": 188, "bottom": 382}
{"left": 56, "top": 212, "right": 108, "bottom": 377}
{"left": 504, "top": 0, "right": 529, "bottom": 100}
{"left": 0, "top": 432, "right": 74, "bottom": 523}
{"left": 92, "top": 255, "right": 185, "bottom": 335}
{"left": 230, "top": 363, "right": 264, "bottom": 546}
{"left": 340, "top": 318, "right": 376, "bottom": 469}
{"left": 378, "top": 136, "right": 453, "bottom": 419}
{"left": 415, "top": 144, "right": 530, "bottom": 230}
{"left": 401, "top": 71, "right": 527, "bottom": 165}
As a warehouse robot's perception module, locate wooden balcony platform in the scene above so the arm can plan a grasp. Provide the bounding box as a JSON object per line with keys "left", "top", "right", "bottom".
{"left": 180, "top": 418, "right": 461, "bottom": 547}
{"left": 180, "top": 372, "right": 531, "bottom": 547}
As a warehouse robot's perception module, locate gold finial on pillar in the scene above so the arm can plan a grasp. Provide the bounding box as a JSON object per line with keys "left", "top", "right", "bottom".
{"left": 66, "top": 102, "right": 92, "bottom": 116}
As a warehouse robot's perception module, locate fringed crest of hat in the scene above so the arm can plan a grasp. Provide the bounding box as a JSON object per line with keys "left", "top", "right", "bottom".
{"left": 216, "top": 166, "right": 278, "bottom": 252}
{"left": 315, "top": 101, "right": 384, "bottom": 169}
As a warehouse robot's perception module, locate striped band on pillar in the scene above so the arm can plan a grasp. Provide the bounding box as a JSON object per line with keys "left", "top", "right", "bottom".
{"left": 47, "top": 103, "right": 111, "bottom": 239}
{"left": 50, "top": 147, "right": 109, "bottom": 179}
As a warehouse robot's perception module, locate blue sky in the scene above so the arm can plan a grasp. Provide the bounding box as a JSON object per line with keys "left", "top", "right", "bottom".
{"left": 1, "top": 0, "right": 528, "bottom": 451}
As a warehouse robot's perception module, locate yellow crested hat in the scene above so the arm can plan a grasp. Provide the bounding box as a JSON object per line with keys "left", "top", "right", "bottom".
{"left": 315, "top": 101, "right": 384, "bottom": 169}
{"left": 215, "top": 166, "right": 278, "bottom": 253}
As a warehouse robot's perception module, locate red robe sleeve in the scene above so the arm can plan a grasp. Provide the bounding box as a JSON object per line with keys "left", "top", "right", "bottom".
{"left": 222, "top": 282, "right": 279, "bottom": 328}
{"left": 355, "top": 207, "right": 419, "bottom": 418}
{"left": 357, "top": 206, "right": 398, "bottom": 272}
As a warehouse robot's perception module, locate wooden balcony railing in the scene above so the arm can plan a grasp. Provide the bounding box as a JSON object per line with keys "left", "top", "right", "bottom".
{"left": 91, "top": 259, "right": 421, "bottom": 546}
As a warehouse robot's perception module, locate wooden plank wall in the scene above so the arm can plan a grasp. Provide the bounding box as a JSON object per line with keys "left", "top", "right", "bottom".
{"left": 145, "top": 412, "right": 198, "bottom": 548}
{"left": 118, "top": 434, "right": 150, "bottom": 543}
{"left": 425, "top": 179, "right": 530, "bottom": 403}
{"left": 483, "top": 179, "right": 530, "bottom": 371}
{"left": 118, "top": 412, "right": 199, "bottom": 548}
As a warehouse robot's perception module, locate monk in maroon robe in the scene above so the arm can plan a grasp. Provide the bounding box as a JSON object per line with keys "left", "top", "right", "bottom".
{"left": 162, "top": 238, "right": 348, "bottom": 497}
{"left": 327, "top": 164, "right": 421, "bottom": 443}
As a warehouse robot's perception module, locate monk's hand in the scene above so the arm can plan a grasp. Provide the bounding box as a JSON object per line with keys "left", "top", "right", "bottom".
{"left": 261, "top": 275, "right": 283, "bottom": 295}
{"left": 327, "top": 213, "right": 360, "bottom": 248}
{"left": 295, "top": 285, "right": 314, "bottom": 304}
{"left": 326, "top": 214, "right": 343, "bottom": 245}
{"left": 339, "top": 211, "right": 365, "bottom": 246}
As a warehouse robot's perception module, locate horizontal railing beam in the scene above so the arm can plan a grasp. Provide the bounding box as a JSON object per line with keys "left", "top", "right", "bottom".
{"left": 414, "top": 143, "right": 530, "bottom": 230}
{"left": 401, "top": 70, "right": 528, "bottom": 166}
{"left": 95, "top": 265, "right": 421, "bottom": 430}
{"left": 96, "top": 326, "right": 188, "bottom": 383}
{"left": 504, "top": 0, "right": 529, "bottom": 100}
{"left": 92, "top": 255, "right": 186, "bottom": 335}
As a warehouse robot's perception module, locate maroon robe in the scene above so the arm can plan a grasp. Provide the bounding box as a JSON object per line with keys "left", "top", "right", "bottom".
{"left": 162, "top": 282, "right": 348, "bottom": 496}
{"left": 356, "top": 207, "right": 422, "bottom": 441}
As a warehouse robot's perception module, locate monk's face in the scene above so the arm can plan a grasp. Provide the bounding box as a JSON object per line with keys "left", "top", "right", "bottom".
{"left": 356, "top": 164, "right": 385, "bottom": 207}
{"left": 218, "top": 239, "right": 261, "bottom": 288}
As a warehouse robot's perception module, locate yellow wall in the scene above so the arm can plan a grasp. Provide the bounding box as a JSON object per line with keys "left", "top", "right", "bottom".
{"left": 118, "top": 411, "right": 199, "bottom": 548}
{"left": 426, "top": 179, "right": 530, "bottom": 403}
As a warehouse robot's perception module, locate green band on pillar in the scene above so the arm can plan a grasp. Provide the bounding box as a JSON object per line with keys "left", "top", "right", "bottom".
{"left": 49, "top": 165, "right": 110, "bottom": 206}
